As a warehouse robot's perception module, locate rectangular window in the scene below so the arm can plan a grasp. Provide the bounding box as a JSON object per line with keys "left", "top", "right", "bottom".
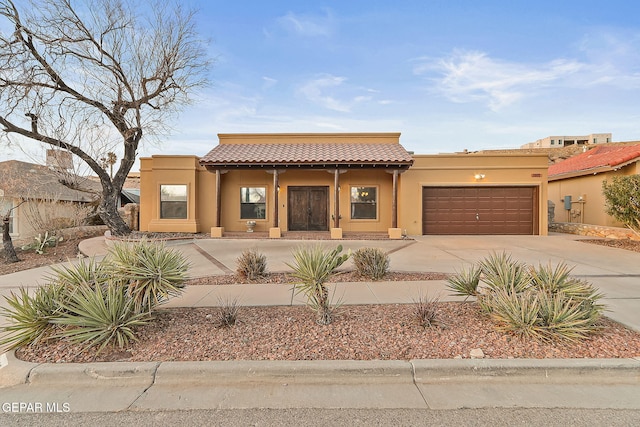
{"left": 350, "top": 186, "right": 377, "bottom": 219}
{"left": 240, "top": 187, "right": 266, "bottom": 219}
{"left": 160, "top": 185, "right": 188, "bottom": 219}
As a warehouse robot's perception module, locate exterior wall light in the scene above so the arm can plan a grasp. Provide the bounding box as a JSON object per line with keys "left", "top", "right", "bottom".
{"left": 474, "top": 173, "right": 486, "bottom": 180}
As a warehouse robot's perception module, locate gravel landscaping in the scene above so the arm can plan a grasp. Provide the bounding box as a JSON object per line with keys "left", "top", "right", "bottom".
{"left": 4, "top": 235, "right": 640, "bottom": 363}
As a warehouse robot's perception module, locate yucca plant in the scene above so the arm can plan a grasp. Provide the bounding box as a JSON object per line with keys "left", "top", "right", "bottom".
{"left": 537, "top": 292, "right": 603, "bottom": 342}
{"left": 486, "top": 288, "right": 542, "bottom": 340}
{"left": 479, "top": 251, "right": 530, "bottom": 293}
{"left": 46, "top": 257, "right": 112, "bottom": 289}
{"left": 286, "top": 244, "right": 350, "bottom": 325}
{"left": 236, "top": 249, "right": 267, "bottom": 280}
{"left": 446, "top": 264, "right": 482, "bottom": 298}
{"left": 0, "top": 284, "right": 68, "bottom": 351}
{"left": 352, "top": 247, "right": 389, "bottom": 280}
{"left": 53, "top": 282, "right": 151, "bottom": 353}
{"left": 105, "top": 240, "right": 190, "bottom": 313}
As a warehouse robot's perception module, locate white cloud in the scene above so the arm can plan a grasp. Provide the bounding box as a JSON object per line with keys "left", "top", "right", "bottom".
{"left": 298, "top": 74, "right": 372, "bottom": 112}
{"left": 276, "top": 10, "right": 334, "bottom": 37}
{"left": 415, "top": 50, "right": 585, "bottom": 111}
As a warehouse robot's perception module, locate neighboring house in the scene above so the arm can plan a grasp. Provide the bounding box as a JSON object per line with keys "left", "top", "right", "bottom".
{"left": 140, "top": 133, "right": 549, "bottom": 237}
{"left": 521, "top": 133, "right": 612, "bottom": 149}
{"left": 548, "top": 143, "right": 640, "bottom": 226}
{"left": 0, "top": 160, "right": 100, "bottom": 240}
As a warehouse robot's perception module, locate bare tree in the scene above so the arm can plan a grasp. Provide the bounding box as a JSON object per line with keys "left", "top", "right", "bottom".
{"left": 0, "top": 0, "right": 209, "bottom": 235}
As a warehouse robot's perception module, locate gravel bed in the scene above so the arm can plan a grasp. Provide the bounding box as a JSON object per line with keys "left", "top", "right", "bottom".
{"left": 17, "top": 302, "right": 640, "bottom": 364}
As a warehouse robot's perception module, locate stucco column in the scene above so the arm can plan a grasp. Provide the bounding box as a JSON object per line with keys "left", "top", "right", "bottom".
{"left": 215, "top": 169, "right": 221, "bottom": 227}
{"left": 273, "top": 169, "right": 279, "bottom": 228}
{"left": 334, "top": 169, "right": 340, "bottom": 229}
{"left": 392, "top": 169, "right": 398, "bottom": 228}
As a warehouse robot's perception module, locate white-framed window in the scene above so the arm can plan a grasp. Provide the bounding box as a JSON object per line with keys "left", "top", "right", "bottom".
{"left": 240, "top": 187, "right": 266, "bottom": 219}
{"left": 160, "top": 185, "right": 188, "bottom": 219}
{"left": 0, "top": 199, "right": 15, "bottom": 234}
{"left": 350, "top": 186, "right": 377, "bottom": 220}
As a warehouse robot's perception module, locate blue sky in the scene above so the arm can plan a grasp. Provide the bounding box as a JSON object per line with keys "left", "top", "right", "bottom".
{"left": 3, "top": 0, "right": 640, "bottom": 170}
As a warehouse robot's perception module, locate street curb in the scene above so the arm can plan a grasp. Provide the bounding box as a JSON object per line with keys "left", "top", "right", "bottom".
{"left": 411, "top": 358, "right": 640, "bottom": 384}
{"left": 3, "top": 351, "right": 639, "bottom": 388}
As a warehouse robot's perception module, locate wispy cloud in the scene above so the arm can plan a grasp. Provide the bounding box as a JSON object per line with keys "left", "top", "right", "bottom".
{"left": 297, "top": 74, "right": 373, "bottom": 112}
{"left": 415, "top": 50, "right": 585, "bottom": 111}
{"left": 276, "top": 10, "right": 335, "bottom": 37}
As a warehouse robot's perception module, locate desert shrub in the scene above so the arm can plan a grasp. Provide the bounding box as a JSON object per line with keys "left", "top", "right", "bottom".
{"left": 413, "top": 293, "right": 442, "bottom": 328}
{"left": 446, "top": 264, "right": 482, "bottom": 298}
{"left": 602, "top": 175, "right": 640, "bottom": 234}
{"left": 105, "top": 240, "right": 190, "bottom": 313}
{"left": 287, "top": 244, "right": 350, "bottom": 325}
{"left": 236, "top": 249, "right": 267, "bottom": 280}
{"left": 213, "top": 297, "right": 241, "bottom": 328}
{"left": 352, "top": 247, "right": 389, "bottom": 280}
{"left": 450, "top": 252, "right": 605, "bottom": 342}
{"left": 53, "top": 282, "right": 151, "bottom": 353}
{"left": 0, "top": 284, "right": 68, "bottom": 351}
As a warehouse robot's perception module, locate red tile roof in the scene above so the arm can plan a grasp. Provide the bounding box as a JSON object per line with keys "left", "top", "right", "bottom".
{"left": 548, "top": 144, "right": 640, "bottom": 178}
{"left": 199, "top": 143, "right": 414, "bottom": 168}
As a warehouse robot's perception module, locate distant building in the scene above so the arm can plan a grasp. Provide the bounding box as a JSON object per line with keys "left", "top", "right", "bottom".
{"left": 521, "top": 133, "right": 612, "bottom": 149}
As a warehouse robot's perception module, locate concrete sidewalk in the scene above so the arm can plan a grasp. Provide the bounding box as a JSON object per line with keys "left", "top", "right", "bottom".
{"left": 1, "top": 233, "right": 640, "bottom": 412}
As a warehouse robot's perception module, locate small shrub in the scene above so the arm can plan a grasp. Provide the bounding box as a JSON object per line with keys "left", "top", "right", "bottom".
{"left": 0, "top": 284, "right": 68, "bottom": 351}
{"left": 352, "top": 247, "right": 389, "bottom": 280}
{"left": 413, "top": 293, "right": 442, "bottom": 328}
{"left": 236, "top": 249, "right": 267, "bottom": 280}
{"left": 446, "top": 264, "right": 482, "bottom": 298}
{"left": 287, "top": 244, "right": 350, "bottom": 325}
{"left": 53, "top": 282, "right": 151, "bottom": 353}
{"left": 213, "top": 297, "right": 241, "bottom": 328}
{"left": 105, "top": 240, "right": 190, "bottom": 313}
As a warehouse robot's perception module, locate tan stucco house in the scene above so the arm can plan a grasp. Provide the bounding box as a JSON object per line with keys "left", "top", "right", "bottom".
{"left": 548, "top": 143, "right": 640, "bottom": 226}
{"left": 140, "top": 133, "right": 548, "bottom": 237}
{"left": 0, "top": 160, "right": 100, "bottom": 240}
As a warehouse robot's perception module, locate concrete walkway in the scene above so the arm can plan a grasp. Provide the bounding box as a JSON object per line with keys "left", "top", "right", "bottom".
{"left": 1, "top": 233, "right": 639, "bottom": 412}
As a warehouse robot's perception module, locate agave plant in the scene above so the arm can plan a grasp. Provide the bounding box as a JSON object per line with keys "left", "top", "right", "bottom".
{"left": 286, "top": 244, "right": 350, "bottom": 325}
{"left": 105, "top": 240, "right": 190, "bottom": 313}
{"left": 53, "top": 282, "right": 151, "bottom": 353}
{"left": 0, "top": 284, "right": 68, "bottom": 351}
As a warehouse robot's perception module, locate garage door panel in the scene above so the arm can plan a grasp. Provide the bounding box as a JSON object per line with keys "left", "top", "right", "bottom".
{"left": 422, "top": 186, "right": 536, "bottom": 235}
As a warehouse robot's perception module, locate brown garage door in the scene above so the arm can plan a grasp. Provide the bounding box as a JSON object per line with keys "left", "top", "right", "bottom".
{"left": 422, "top": 187, "right": 537, "bottom": 235}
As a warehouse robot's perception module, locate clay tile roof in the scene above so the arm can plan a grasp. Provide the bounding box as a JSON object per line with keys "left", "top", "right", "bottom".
{"left": 548, "top": 144, "right": 640, "bottom": 178}
{"left": 199, "top": 143, "right": 414, "bottom": 168}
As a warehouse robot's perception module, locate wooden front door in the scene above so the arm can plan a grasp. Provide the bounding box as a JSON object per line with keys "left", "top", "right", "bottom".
{"left": 288, "top": 186, "right": 329, "bottom": 231}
